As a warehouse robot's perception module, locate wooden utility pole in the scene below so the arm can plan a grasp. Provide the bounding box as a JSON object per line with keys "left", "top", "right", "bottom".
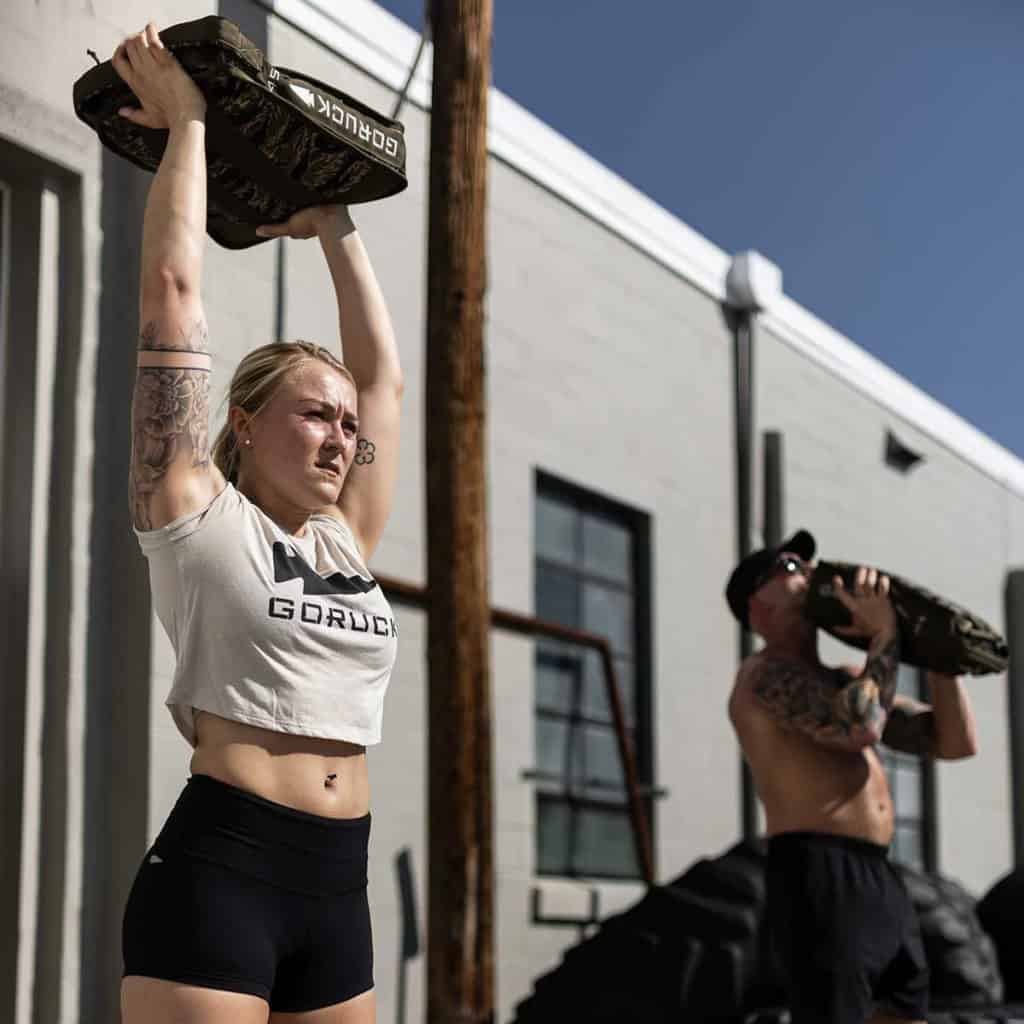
{"left": 424, "top": 1, "right": 494, "bottom": 1023}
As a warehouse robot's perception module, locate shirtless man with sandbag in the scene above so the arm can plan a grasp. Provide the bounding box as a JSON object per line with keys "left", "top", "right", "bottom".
{"left": 726, "top": 529, "right": 978, "bottom": 1024}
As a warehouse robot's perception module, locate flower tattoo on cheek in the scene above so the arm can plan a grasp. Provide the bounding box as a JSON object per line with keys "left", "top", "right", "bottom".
{"left": 355, "top": 438, "right": 376, "bottom": 465}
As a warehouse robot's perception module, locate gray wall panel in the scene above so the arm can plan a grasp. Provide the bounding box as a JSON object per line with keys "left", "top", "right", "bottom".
{"left": 484, "top": 159, "right": 739, "bottom": 1022}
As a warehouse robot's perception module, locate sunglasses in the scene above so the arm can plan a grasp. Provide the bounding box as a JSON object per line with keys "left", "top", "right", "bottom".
{"left": 753, "top": 553, "right": 808, "bottom": 593}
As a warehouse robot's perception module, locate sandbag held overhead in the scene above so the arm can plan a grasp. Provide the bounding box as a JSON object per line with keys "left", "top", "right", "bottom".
{"left": 73, "top": 16, "right": 408, "bottom": 249}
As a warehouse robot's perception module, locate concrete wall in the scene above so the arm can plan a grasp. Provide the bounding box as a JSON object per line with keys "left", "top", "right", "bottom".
{"left": 483, "top": 158, "right": 739, "bottom": 1015}
{"left": 1, "top": 1, "right": 1023, "bottom": 1022}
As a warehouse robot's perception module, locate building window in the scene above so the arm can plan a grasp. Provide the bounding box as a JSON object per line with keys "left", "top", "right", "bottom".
{"left": 533, "top": 472, "right": 652, "bottom": 880}
{"left": 880, "top": 665, "right": 936, "bottom": 871}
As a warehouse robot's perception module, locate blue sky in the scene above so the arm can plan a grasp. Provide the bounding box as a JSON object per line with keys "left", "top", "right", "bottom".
{"left": 376, "top": 1, "right": 1023, "bottom": 460}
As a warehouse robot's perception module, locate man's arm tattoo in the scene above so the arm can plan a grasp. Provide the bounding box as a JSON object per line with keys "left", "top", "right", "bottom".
{"left": 754, "top": 646, "right": 907, "bottom": 750}
{"left": 754, "top": 661, "right": 876, "bottom": 747}
{"left": 861, "top": 632, "right": 901, "bottom": 712}
{"left": 832, "top": 631, "right": 901, "bottom": 736}
{"left": 131, "top": 319, "right": 211, "bottom": 529}
{"left": 881, "top": 699, "right": 936, "bottom": 757}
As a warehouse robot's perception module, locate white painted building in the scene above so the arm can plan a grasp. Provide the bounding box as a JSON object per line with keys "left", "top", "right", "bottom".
{"left": 1, "top": 1, "right": 1021, "bottom": 1021}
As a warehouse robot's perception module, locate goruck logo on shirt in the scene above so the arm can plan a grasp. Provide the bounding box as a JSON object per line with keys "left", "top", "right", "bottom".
{"left": 272, "top": 543, "right": 377, "bottom": 596}
{"left": 268, "top": 542, "right": 397, "bottom": 637}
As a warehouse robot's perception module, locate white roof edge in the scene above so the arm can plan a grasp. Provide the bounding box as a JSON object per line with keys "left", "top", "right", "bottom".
{"left": 762, "top": 296, "right": 1024, "bottom": 496}
{"left": 268, "top": 0, "right": 731, "bottom": 299}
{"left": 269, "top": 0, "right": 1024, "bottom": 499}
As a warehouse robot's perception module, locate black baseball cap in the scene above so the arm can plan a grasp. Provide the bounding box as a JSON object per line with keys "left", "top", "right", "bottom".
{"left": 725, "top": 529, "right": 816, "bottom": 628}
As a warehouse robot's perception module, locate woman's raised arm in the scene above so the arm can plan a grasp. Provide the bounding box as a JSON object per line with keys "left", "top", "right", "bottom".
{"left": 257, "top": 206, "right": 403, "bottom": 560}
{"left": 115, "top": 24, "right": 224, "bottom": 530}
{"left": 318, "top": 210, "right": 402, "bottom": 560}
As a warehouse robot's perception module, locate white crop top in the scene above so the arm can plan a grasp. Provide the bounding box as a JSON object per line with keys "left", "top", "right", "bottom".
{"left": 136, "top": 483, "right": 398, "bottom": 747}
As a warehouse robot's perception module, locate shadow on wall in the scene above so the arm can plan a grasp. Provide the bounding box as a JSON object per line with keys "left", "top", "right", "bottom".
{"left": 394, "top": 846, "right": 421, "bottom": 1024}
{"left": 78, "top": 145, "right": 153, "bottom": 1024}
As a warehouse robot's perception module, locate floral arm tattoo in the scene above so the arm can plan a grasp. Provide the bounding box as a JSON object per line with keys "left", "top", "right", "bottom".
{"left": 131, "top": 318, "right": 211, "bottom": 530}
{"left": 753, "top": 632, "right": 901, "bottom": 749}
{"left": 138, "top": 318, "right": 210, "bottom": 353}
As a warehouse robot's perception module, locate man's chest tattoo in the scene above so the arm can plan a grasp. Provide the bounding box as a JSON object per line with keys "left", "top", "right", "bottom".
{"left": 754, "top": 660, "right": 866, "bottom": 737}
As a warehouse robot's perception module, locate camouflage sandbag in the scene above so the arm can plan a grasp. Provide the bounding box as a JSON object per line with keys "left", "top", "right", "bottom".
{"left": 72, "top": 16, "right": 407, "bottom": 249}
{"left": 804, "top": 560, "right": 1009, "bottom": 676}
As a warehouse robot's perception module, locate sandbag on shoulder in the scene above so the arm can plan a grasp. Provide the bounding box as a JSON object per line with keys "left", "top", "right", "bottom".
{"left": 804, "top": 560, "right": 1009, "bottom": 677}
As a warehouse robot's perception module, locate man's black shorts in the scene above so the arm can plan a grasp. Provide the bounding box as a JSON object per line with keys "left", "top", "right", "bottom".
{"left": 766, "top": 831, "right": 929, "bottom": 1024}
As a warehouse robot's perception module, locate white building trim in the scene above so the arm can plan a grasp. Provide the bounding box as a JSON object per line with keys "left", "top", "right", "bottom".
{"left": 268, "top": 0, "right": 731, "bottom": 300}
{"left": 268, "top": 0, "right": 1024, "bottom": 497}
{"left": 761, "top": 295, "right": 1024, "bottom": 495}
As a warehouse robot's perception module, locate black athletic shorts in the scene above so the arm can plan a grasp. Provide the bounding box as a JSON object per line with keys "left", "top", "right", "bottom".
{"left": 122, "top": 773, "right": 373, "bottom": 1012}
{"left": 766, "top": 831, "right": 929, "bottom": 1024}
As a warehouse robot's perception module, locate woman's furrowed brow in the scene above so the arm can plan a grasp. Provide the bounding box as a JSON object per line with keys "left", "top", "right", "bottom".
{"left": 298, "top": 398, "right": 358, "bottom": 423}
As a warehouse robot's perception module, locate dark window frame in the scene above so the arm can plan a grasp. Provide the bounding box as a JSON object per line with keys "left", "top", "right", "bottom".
{"left": 533, "top": 469, "right": 654, "bottom": 880}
